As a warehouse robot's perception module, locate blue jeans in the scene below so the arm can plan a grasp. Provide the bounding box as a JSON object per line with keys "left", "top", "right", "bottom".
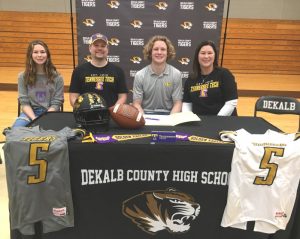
{"left": 12, "top": 108, "right": 46, "bottom": 128}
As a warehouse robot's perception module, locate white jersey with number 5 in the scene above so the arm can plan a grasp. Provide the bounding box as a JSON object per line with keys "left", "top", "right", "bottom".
{"left": 220, "top": 129, "right": 300, "bottom": 233}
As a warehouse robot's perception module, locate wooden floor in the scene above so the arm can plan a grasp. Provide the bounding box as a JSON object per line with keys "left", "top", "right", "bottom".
{"left": 0, "top": 68, "right": 299, "bottom": 239}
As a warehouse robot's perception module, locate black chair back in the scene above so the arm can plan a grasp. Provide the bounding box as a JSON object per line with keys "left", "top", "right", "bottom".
{"left": 254, "top": 95, "right": 300, "bottom": 131}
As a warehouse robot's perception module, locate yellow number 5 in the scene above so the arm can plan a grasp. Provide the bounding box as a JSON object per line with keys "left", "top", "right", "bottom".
{"left": 27, "top": 143, "right": 49, "bottom": 184}
{"left": 253, "top": 147, "right": 284, "bottom": 186}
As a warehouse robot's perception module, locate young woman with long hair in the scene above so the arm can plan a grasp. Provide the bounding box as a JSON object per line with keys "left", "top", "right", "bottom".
{"left": 12, "top": 40, "right": 64, "bottom": 127}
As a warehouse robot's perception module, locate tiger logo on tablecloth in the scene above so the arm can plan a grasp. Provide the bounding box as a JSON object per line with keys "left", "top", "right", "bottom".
{"left": 122, "top": 188, "right": 200, "bottom": 234}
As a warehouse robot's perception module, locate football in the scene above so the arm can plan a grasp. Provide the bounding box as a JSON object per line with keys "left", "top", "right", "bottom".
{"left": 109, "top": 104, "right": 145, "bottom": 129}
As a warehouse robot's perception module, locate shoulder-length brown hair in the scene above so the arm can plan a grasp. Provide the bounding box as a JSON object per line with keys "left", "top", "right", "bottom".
{"left": 24, "top": 40, "right": 59, "bottom": 86}
{"left": 143, "top": 35, "right": 176, "bottom": 61}
{"left": 190, "top": 40, "right": 218, "bottom": 80}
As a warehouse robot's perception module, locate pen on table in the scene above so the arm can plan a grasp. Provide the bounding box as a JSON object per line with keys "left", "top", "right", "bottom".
{"left": 144, "top": 117, "right": 160, "bottom": 121}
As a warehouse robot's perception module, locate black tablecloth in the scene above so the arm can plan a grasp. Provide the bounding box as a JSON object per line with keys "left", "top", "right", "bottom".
{"left": 11, "top": 112, "right": 299, "bottom": 239}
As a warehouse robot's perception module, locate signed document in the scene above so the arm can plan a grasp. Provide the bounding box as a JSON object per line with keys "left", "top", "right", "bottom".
{"left": 144, "top": 111, "right": 201, "bottom": 126}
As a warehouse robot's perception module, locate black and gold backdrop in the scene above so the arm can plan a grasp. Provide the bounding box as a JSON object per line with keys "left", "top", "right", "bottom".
{"left": 75, "top": 0, "right": 225, "bottom": 98}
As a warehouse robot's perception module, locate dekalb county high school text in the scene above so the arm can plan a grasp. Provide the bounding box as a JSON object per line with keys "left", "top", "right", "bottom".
{"left": 81, "top": 169, "right": 229, "bottom": 185}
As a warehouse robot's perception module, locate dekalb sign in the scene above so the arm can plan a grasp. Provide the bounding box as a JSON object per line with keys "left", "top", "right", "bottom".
{"left": 263, "top": 100, "right": 297, "bottom": 111}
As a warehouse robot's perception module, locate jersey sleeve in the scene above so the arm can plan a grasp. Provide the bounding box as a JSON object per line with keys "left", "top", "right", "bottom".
{"left": 219, "top": 130, "right": 236, "bottom": 142}
{"left": 219, "top": 129, "right": 249, "bottom": 142}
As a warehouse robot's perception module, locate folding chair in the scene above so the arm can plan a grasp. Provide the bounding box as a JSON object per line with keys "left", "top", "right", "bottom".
{"left": 254, "top": 95, "right": 300, "bottom": 131}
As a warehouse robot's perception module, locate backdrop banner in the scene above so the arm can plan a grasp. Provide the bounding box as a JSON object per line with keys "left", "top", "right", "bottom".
{"left": 75, "top": 0, "right": 224, "bottom": 99}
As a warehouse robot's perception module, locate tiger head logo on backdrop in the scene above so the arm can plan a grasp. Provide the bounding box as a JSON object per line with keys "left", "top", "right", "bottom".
{"left": 122, "top": 188, "right": 200, "bottom": 234}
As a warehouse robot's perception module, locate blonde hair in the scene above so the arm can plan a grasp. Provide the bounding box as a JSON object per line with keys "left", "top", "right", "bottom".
{"left": 143, "top": 35, "right": 176, "bottom": 61}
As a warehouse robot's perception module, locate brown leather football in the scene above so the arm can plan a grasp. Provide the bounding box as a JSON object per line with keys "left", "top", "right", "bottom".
{"left": 109, "top": 104, "right": 145, "bottom": 129}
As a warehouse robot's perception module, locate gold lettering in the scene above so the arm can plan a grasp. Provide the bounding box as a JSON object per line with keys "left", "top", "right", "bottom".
{"left": 105, "top": 77, "right": 114, "bottom": 83}
{"left": 22, "top": 136, "right": 57, "bottom": 142}
{"left": 210, "top": 81, "right": 219, "bottom": 88}
{"left": 85, "top": 77, "right": 105, "bottom": 83}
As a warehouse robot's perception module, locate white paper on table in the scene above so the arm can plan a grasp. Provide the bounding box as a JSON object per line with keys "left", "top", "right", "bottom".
{"left": 144, "top": 111, "right": 201, "bottom": 126}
